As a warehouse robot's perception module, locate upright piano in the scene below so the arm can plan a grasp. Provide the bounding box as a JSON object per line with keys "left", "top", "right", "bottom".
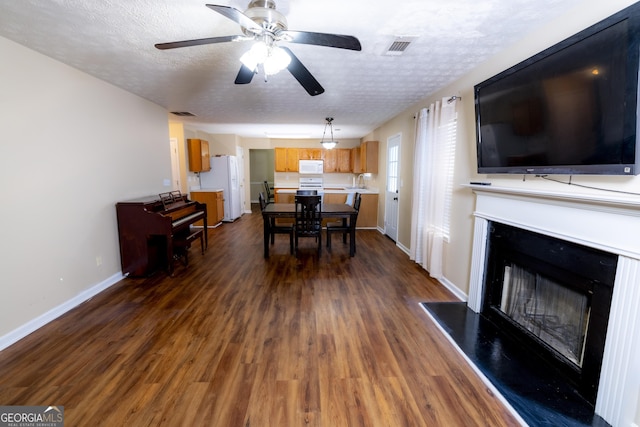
{"left": 116, "top": 191, "right": 207, "bottom": 277}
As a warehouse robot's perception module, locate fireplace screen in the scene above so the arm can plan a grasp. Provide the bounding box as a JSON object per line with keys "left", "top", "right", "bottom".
{"left": 499, "top": 263, "right": 590, "bottom": 367}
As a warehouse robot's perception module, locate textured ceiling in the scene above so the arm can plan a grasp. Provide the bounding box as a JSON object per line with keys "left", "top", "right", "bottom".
{"left": 0, "top": 0, "right": 581, "bottom": 138}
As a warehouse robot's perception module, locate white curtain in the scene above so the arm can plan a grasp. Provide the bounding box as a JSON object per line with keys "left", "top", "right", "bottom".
{"left": 410, "top": 97, "right": 457, "bottom": 279}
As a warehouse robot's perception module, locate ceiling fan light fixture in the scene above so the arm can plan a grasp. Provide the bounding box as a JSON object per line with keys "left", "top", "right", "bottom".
{"left": 240, "top": 42, "right": 290, "bottom": 75}
{"left": 240, "top": 41, "right": 268, "bottom": 71}
{"left": 263, "top": 46, "right": 291, "bottom": 75}
{"left": 320, "top": 117, "right": 339, "bottom": 150}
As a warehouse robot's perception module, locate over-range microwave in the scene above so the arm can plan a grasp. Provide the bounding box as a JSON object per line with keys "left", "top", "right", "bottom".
{"left": 299, "top": 160, "right": 324, "bottom": 174}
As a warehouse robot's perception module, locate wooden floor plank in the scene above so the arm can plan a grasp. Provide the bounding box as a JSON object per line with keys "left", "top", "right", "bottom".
{"left": 0, "top": 204, "right": 520, "bottom": 426}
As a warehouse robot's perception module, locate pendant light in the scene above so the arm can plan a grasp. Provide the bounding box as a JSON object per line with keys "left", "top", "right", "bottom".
{"left": 320, "top": 117, "right": 338, "bottom": 150}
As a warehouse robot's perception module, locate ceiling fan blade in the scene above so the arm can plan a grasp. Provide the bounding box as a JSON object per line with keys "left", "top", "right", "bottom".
{"left": 281, "top": 47, "right": 324, "bottom": 96}
{"left": 282, "top": 31, "right": 362, "bottom": 51}
{"left": 155, "top": 35, "right": 242, "bottom": 50}
{"left": 235, "top": 64, "right": 256, "bottom": 84}
{"left": 206, "top": 4, "right": 263, "bottom": 32}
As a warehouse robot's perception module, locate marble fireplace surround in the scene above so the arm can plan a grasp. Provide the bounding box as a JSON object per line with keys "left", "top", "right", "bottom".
{"left": 466, "top": 184, "right": 640, "bottom": 427}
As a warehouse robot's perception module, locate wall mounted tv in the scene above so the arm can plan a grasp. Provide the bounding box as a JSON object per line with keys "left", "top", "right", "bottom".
{"left": 475, "top": 3, "right": 640, "bottom": 175}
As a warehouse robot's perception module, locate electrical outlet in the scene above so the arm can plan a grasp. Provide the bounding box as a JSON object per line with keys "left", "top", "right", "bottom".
{"left": 96, "top": 256, "right": 102, "bottom": 267}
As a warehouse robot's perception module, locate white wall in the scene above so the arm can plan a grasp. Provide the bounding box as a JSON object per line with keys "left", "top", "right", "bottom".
{"left": 0, "top": 36, "right": 172, "bottom": 341}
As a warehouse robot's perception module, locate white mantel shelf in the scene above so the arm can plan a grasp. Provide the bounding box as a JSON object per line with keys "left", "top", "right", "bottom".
{"left": 463, "top": 183, "right": 640, "bottom": 211}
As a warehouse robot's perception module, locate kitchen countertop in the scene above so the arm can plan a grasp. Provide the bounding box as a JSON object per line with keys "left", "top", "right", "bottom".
{"left": 190, "top": 187, "right": 224, "bottom": 192}
{"left": 275, "top": 187, "right": 378, "bottom": 194}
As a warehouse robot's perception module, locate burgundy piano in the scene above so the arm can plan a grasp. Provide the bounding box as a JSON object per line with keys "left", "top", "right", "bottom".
{"left": 116, "top": 191, "right": 207, "bottom": 276}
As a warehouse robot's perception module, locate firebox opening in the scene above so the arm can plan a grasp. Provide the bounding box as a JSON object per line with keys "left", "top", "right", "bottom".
{"left": 482, "top": 222, "right": 617, "bottom": 404}
{"left": 498, "top": 263, "right": 591, "bottom": 368}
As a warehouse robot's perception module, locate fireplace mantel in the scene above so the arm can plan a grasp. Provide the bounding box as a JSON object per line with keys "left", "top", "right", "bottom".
{"left": 465, "top": 184, "right": 640, "bottom": 426}
{"left": 464, "top": 184, "right": 640, "bottom": 260}
{"left": 464, "top": 183, "right": 640, "bottom": 210}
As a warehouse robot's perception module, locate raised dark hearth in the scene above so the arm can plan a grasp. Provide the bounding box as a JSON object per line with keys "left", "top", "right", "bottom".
{"left": 422, "top": 302, "right": 611, "bottom": 427}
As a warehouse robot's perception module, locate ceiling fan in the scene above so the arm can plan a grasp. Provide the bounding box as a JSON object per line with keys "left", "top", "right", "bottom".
{"left": 155, "top": 1, "right": 362, "bottom": 96}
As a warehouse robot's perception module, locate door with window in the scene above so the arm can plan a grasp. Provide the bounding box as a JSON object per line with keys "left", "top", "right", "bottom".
{"left": 385, "top": 134, "right": 401, "bottom": 241}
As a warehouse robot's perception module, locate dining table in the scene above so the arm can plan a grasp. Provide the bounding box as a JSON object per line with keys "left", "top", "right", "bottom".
{"left": 261, "top": 203, "right": 358, "bottom": 258}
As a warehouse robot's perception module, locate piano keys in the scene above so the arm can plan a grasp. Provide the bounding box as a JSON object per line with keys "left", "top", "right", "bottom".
{"left": 116, "top": 191, "right": 207, "bottom": 277}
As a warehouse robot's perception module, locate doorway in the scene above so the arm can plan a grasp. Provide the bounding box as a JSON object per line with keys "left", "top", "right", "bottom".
{"left": 169, "top": 137, "right": 181, "bottom": 191}
{"left": 249, "top": 149, "right": 275, "bottom": 203}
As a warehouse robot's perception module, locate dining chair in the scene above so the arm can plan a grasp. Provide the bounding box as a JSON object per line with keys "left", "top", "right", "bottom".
{"left": 296, "top": 189, "right": 318, "bottom": 195}
{"left": 259, "top": 192, "right": 294, "bottom": 254}
{"left": 326, "top": 192, "right": 361, "bottom": 252}
{"left": 294, "top": 195, "right": 322, "bottom": 256}
{"left": 263, "top": 181, "right": 275, "bottom": 203}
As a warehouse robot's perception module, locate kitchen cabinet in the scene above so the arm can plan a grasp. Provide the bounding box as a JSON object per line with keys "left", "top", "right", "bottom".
{"left": 274, "top": 188, "right": 295, "bottom": 203}
{"left": 336, "top": 148, "right": 352, "bottom": 172}
{"left": 274, "top": 147, "right": 299, "bottom": 172}
{"left": 322, "top": 149, "right": 337, "bottom": 172}
{"left": 320, "top": 192, "right": 378, "bottom": 228}
{"left": 322, "top": 148, "right": 351, "bottom": 173}
{"left": 351, "top": 146, "right": 361, "bottom": 173}
{"left": 190, "top": 190, "right": 224, "bottom": 227}
{"left": 299, "top": 148, "right": 322, "bottom": 160}
{"left": 352, "top": 141, "right": 378, "bottom": 174}
{"left": 214, "top": 191, "right": 224, "bottom": 224}
{"left": 187, "top": 139, "right": 211, "bottom": 172}
{"left": 357, "top": 194, "right": 378, "bottom": 227}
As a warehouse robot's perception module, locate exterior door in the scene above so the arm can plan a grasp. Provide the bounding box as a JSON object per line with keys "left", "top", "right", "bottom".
{"left": 385, "top": 134, "right": 400, "bottom": 241}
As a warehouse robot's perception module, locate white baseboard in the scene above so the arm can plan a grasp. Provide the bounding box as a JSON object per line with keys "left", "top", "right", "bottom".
{"left": 438, "top": 276, "right": 468, "bottom": 302}
{"left": 398, "top": 240, "right": 468, "bottom": 302}
{"left": 397, "top": 241, "right": 410, "bottom": 255}
{"left": 0, "top": 272, "right": 123, "bottom": 351}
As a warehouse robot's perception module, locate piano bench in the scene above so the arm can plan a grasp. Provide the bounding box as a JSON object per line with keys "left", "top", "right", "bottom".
{"left": 173, "top": 228, "right": 205, "bottom": 267}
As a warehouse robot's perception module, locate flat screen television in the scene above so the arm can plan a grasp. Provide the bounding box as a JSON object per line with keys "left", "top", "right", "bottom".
{"left": 475, "top": 3, "right": 640, "bottom": 175}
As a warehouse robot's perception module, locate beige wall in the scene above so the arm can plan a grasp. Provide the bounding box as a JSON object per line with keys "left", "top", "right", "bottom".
{"left": 368, "top": 0, "right": 640, "bottom": 298}
{"left": 0, "top": 36, "right": 172, "bottom": 339}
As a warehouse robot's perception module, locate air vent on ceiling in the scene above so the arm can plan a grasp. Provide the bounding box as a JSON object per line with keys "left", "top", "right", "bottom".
{"left": 384, "top": 36, "right": 418, "bottom": 56}
{"left": 170, "top": 111, "right": 196, "bottom": 117}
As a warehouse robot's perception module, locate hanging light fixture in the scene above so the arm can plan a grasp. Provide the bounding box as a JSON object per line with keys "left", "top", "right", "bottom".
{"left": 320, "top": 117, "right": 338, "bottom": 150}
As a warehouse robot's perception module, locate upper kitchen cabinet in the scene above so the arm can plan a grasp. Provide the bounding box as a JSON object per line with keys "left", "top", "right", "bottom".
{"left": 323, "top": 148, "right": 352, "bottom": 173}
{"left": 352, "top": 141, "right": 378, "bottom": 174}
{"left": 336, "top": 148, "right": 352, "bottom": 172}
{"left": 299, "top": 148, "right": 322, "bottom": 160}
{"left": 275, "top": 147, "right": 299, "bottom": 172}
{"left": 187, "top": 138, "right": 211, "bottom": 172}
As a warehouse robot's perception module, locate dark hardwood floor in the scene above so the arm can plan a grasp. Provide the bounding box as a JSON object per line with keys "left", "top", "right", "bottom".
{"left": 0, "top": 204, "right": 520, "bottom": 426}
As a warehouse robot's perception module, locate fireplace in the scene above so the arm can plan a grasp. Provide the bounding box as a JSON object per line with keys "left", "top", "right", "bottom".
{"left": 465, "top": 185, "right": 640, "bottom": 426}
{"left": 482, "top": 222, "right": 617, "bottom": 404}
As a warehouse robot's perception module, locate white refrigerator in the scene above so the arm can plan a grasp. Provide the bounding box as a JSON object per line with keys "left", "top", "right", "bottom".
{"left": 199, "top": 155, "right": 242, "bottom": 222}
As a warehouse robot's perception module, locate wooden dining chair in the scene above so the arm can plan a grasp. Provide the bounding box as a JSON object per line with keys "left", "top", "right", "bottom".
{"left": 326, "top": 192, "right": 361, "bottom": 252}
{"left": 259, "top": 192, "right": 294, "bottom": 254}
{"left": 294, "top": 195, "right": 322, "bottom": 256}
{"left": 263, "top": 181, "right": 275, "bottom": 203}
